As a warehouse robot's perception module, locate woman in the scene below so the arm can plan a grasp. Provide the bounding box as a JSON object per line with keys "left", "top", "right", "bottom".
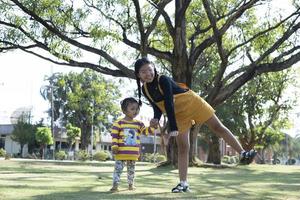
{"left": 134, "top": 57, "right": 256, "bottom": 193}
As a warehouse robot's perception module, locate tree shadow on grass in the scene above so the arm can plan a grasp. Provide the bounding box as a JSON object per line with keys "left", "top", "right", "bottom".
{"left": 28, "top": 187, "right": 186, "bottom": 200}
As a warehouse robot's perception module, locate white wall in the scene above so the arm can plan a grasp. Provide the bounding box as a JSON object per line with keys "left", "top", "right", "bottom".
{"left": 5, "top": 135, "right": 28, "bottom": 157}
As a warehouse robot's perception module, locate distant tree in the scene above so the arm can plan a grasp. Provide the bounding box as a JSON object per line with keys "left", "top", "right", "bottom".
{"left": 215, "top": 70, "right": 296, "bottom": 163}
{"left": 41, "top": 69, "right": 121, "bottom": 149}
{"left": 288, "top": 134, "right": 300, "bottom": 159}
{"left": 66, "top": 123, "right": 81, "bottom": 151}
{"left": 35, "top": 127, "right": 53, "bottom": 159}
{"left": 11, "top": 113, "right": 35, "bottom": 157}
{"left": 1, "top": 0, "right": 300, "bottom": 164}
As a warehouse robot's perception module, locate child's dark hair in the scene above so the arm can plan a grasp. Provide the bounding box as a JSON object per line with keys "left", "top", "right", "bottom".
{"left": 134, "top": 57, "right": 158, "bottom": 105}
{"left": 120, "top": 97, "right": 140, "bottom": 112}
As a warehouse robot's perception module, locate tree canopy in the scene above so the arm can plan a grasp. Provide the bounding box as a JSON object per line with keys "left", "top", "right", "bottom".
{"left": 11, "top": 113, "right": 35, "bottom": 157}
{"left": 1, "top": 0, "right": 299, "bottom": 163}
{"left": 0, "top": 1, "right": 299, "bottom": 107}
{"left": 40, "top": 69, "right": 122, "bottom": 148}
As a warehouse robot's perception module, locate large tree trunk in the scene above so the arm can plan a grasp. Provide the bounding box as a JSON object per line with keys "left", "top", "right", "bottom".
{"left": 189, "top": 125, "right": 201, "bottom": 166}
{"left": 166, "top": 137, "right": 178, "bottom": 167}
{"left": 80, "top": 123, "right": 90, "bottom": 149}
{"left": 168, "top": 0, "right": 193, "bottom": 167}
{"left": 20, "top": 144, "right": 24, "bottom": 158}
{"left": 207, "top": 135, "right": 221, "bottom": 164}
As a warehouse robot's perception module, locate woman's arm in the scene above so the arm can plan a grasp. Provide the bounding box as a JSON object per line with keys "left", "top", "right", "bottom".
{"left": 159, "top": 75, "right": 178, "bottom": 132}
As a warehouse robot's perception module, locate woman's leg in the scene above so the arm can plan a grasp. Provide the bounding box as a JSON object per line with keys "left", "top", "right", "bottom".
{"left": 176, "top": 130, "right": 190, "bottom": 183}
{"left": 205, "top": 114, "right": 244, "bottom": 153}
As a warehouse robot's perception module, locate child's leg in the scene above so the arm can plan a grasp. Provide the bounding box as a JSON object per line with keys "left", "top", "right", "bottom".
{"left": 112, "top": 160, "right": 125, "bottom": 186}
{"left": 205, "top": 114, "right": 244, "bottom": 153}
{"left": 127, "top": 160, "right": 136, "bottom": 186}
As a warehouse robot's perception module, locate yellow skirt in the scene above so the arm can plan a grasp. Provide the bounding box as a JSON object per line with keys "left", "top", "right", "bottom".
{"left": 156, "top": 90, "right": 215, "bottom": 133}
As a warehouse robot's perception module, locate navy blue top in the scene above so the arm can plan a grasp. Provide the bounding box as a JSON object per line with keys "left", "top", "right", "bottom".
{"left": 142, "top": 75, "right": 188, "bottom": 132}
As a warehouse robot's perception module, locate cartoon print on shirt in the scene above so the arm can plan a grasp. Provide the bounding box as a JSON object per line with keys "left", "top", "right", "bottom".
{"left": 123, "top": 129, "right": 137, "bottom": 145}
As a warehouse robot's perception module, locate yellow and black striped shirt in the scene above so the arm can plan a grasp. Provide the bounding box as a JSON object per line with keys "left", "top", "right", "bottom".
{"left": 111, "top": 118, "right": 154, "bottom": 160}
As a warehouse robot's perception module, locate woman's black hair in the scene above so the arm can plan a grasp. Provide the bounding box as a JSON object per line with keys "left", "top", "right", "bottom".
{"left": 120, "top": 97, "right": 139, "bottom": 112}
{"left": 134, "top": 57, "right": 158, "bottom": 105}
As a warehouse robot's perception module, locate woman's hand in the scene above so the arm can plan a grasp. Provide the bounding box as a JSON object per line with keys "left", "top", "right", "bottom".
{"left": 150, "top": 118, "right": 159, "bottom": 129}
{"left": 163, "top": 131, "right": 179, "bottom": 146}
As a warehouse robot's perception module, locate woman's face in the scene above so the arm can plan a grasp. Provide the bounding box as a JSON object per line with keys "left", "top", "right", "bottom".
{"left": 137, "top": 63, "right": 155, "bottom": 83}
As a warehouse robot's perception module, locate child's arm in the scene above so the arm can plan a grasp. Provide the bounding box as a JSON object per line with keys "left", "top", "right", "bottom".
{"left": 140, "top": 122, "right": 155, "bottom": 136}
{"left": 111, "top": 121, "right": 120, "bottom": 154}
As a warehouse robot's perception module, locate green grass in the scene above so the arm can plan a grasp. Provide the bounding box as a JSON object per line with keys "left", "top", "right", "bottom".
{"left": 0, "top": 159, "right": 300, "bottom": 200}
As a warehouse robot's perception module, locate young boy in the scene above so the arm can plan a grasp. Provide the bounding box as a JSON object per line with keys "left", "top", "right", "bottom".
{"left": 110, "top": 97, "right": 154, "bottom": 192}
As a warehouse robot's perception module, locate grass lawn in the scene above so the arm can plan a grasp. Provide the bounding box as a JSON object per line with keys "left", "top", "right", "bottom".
{"left": 0, "top": 159, "right": 300, "bottom": 200}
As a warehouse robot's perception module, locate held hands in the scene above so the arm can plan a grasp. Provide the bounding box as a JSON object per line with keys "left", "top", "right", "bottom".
{"left": 112, "top": 147, "right": 119, "bottom": 154}
{"left": 163, "top": 131, "right": 179, "bottom": 146}
{"left": 169, "top": 131, "right": 179, "bottom": 137}
{"left": 150, "top": 118, "right": 159, "bottom": 129}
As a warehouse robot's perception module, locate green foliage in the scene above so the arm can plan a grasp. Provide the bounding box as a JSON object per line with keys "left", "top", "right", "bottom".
{"left": 222, "top": 155, "right": 239, "bottom": 164}
{"left": 35, "top": 127, "right": 53, "bottom": 146}
{"left": 1, "top": 0, "right": 300, "bottom": 164}
{"left": 92, "top": 151, "right": 109, "bottom": 161}
{"left": 76, "top": 150, "right": 90, "bottom": 161}
{"left": 5, "top": 153, "right": 11, "bottom": 160}
{"left": 55, "top": 150, "right": 67, "bottom": 160}
{"left": 11, "top": 114, "right": 36, "bottom": 156}
{"left": 155, "top": 154, "right": 167, "bottom": 163}
{"left": 217, "top": 70, "right": 296, "bottom": 151}
{"left": 41, "top": 69, "right": 121, "bottom": 148}
{"left": 141, "top": 153, "right": 166, "bottom": 163}
{"left": 0, "top": 148, "right": 6, "bottom": 157}
{"left": 66, "top": 123, "right": 81, "bottom": 149}
{"left": 286, "top": 158, "right": 296, "bottom": 165}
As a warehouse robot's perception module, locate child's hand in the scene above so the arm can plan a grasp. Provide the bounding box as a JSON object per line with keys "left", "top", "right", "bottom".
{"left": 112, "top": 148, "right": 118, "bottom": 154}
{"left": 150, "top": 118, "right": 159, "bottom": 129}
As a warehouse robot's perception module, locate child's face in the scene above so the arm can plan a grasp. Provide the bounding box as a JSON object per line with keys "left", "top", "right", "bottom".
{"left": 138, "top": 63, "right": 155, "bottom": 83}
{"left": 124, "top": 102, "right": 140, "bottom": 119}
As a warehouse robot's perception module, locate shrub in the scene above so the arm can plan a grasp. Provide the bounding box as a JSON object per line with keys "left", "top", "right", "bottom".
{"left": 0, "top": 148, "right": 6, "bottom": 157}
{"left": 5, "top": 153, "right": 11, "bottom": 160}
{"left": 154, "top": 154, "right": 167, "bottom": 163}
{"left": 93, "top": 151, "right": 109, "bottom": 161}
{"left": 141, "top": 153, "right": 166, "bottom": 163}
{"left": 286, "top": 158, "right": 296, "bottom": 165}
{"left": 222, "top": 155, "right": 238, "bottom": 164}
{"left": 231, "top": 156, "right": 239, "bottom": 164}
{"left": 222, "top": 155, "right": 230, "bottom": 164}
{"left": 141, "top": 153, "right": 154, "bottom": 162}
{"left": 104, "top": 150, "right": 112, "bottom": 160}
{"left": 55, "top": 151, "right": 67, "bottom": 160}
{"left": 272, "top": 158, "right": 281, "bottom": 164}
{"left": 76, "top": 150, "right": 90, "bottom": 161}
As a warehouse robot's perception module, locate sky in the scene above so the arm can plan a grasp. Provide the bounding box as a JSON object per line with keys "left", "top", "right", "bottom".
{"left": 0, "top": 50, "right": 151, "bottom": 125}
{"left": 0, "top": 50, "right": 80, "bottom": 124}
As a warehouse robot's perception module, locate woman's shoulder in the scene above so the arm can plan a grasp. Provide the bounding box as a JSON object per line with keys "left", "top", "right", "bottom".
{"left": 158, "top": 74, "right": 172, "bottom": 82}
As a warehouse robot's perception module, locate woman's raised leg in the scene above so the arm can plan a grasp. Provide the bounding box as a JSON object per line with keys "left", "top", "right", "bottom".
{"left": 205, "top": 114, "right": 244, "bottom": 153}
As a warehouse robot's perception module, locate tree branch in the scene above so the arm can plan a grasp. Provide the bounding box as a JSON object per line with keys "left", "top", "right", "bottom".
{"left": 147, "top": 0, "right": 175, "bottom": 37}
{"left": 212, "top": 51, "right": 300, "bottom": 106}
{"left": 11, "top": 0, "right": 133, "bottom": 77}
